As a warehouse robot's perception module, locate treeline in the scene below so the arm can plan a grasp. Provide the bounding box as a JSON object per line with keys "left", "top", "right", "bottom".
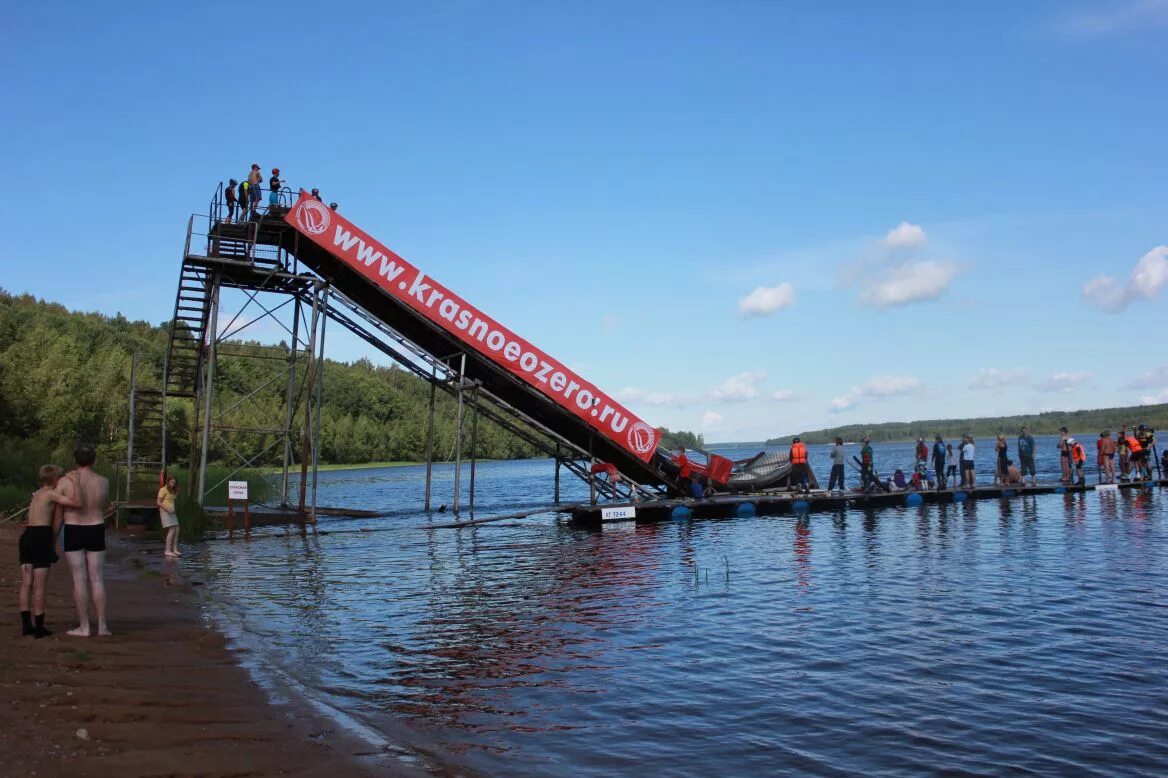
{"left": 0, "top": 290, "right": 701, "bottom": 504}
{"left": 658, "top": 427, "right": 705, "bottom": 450}
{"left": 767, "top": 405, "right": 1168, "bottom": 446}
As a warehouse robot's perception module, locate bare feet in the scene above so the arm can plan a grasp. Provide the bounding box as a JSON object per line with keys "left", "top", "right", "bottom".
{"left": 97, "top": 627, "right": 113, "bottom": 637}
{"left": 164, "top": 551, "right": 176, "bottom": 558}
{"left": 172, "top": 550, "right": 182, "bottom": 556}
{"left": 67, "top": 626, "right": 91, "bottom": 637}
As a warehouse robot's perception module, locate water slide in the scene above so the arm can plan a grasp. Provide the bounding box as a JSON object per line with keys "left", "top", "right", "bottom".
{"left": 277, "top": 192, "right": 671, "bottom": 487}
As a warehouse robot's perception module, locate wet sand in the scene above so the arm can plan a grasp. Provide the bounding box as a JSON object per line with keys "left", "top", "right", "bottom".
{"left": 0, "top": 524, "right": 416, "bottom": 777}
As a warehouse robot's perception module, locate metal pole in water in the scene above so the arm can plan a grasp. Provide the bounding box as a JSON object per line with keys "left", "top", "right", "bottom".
{"left": 297, "top": 284, "right": 321, "bottom": 519}
{"left": 469, "top": 383, "right": 479, "bottom": 515}
{"left": 280, "top": 296, "right": 302, "bottom": 507}
{"left": 424, "top": 365, "right": 436, "bottom": 511}
{"left": 310, "top": 286, "right": 329, "bottom": 523}
{"left": 554, "top": 444, "right": 561, "bottom": 503}
{"left": 453, "top": 353, "right": 466, "bottom": 516}
{"left": 196, "top": 276, "right": 221, "bottom": 506}
{"left": 589, "top": 438, "right": 596, "bottom": 506}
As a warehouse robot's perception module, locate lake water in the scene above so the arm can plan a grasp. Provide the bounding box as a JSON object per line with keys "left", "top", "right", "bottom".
{"left": 192, "top": 437, "right": 1168, "bottom": 775}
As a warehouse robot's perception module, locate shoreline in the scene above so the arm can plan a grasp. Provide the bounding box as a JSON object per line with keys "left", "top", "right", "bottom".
{"left": 0, "top": 523, "right": 426, "bottom": 776}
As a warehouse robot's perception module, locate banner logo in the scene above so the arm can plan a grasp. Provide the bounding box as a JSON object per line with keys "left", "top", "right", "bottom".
{"left": 296, "top": 200, "right": 331, "bottom": 235}
{"left": 628, "top": 422, "right": 657, "bottom": 455}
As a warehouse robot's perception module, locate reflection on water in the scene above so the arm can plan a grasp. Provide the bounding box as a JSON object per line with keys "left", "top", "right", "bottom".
{"left": 193, "top": 448, "right": 1168, "bottom": 776}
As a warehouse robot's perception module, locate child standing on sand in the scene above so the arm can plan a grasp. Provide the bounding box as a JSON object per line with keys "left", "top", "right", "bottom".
{"left": 19, "top": 465, "right": 81, "bottom": 637}
{"left": 156, "top": 477, "right": 181, "bottom": 558}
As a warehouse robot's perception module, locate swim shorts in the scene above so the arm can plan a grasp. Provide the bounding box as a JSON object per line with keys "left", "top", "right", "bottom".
{"left": 19, "top": 526, "right": 58, "bottom": 569}
{"left": 1019, "top": 456, "right": 1035, "bottom": 476}
{"left": 63, "top": 523, "right": 106, "bottom": 553}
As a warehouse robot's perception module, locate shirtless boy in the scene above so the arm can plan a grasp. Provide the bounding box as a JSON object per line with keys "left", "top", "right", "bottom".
{"left": 56, "top": 443, "right": 111, "bottom": 637}
{"left": 19, "top": 465, "right": 81, "bottom": 637}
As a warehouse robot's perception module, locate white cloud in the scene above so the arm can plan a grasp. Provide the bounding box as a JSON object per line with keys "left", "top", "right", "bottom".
{"left": 701, "top": 410, "right": 724, "bottom": 429}
{"left": 710, "top": 371, "right": 767, "bottom": 402}
{"left": 1125, "top": 364, "right": 1168, "bottom": 390}
{"left": 830, "top": 374, "right": 921, "bottom": 412}
{"left": 1060, "top": 0, "right": 1168, "bottom": 36}
{"left": 771, "top": 389, "right": 797, "bottom": 402}
{"left": 738, "top": 282, "right": 796, "bottom": 317}
{"left": 884, "top": 221, "right": 927, "bottom": 251}
{"left": 859, "top": 260, "right": 962, "bottom": 307}
{"left": 1139, "top": 389, "right": 1168, "bottom": 405}
{"left": 1082, "top": 246, "right": 1168, "bottom": 313}
{"left": 1033, "top": 371, "right": 1093, "bottom": 393}
{"left": 970, "top": 368, "right": 1030, "bottom": 390}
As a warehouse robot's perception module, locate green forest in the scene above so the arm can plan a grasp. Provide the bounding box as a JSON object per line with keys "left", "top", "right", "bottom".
{"left": 0, "top": 290, "right": 699, "bottom": 508}
{"left": 767, "top": 405, "right": 1168, "bottom": 446}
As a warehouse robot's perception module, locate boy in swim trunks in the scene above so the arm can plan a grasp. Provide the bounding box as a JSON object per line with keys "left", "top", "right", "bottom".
{"left": 19, "top": 465, "right": 81, "bottom": 637}
{"left": 56, "top": 443, "right": 112, "bottom": 637}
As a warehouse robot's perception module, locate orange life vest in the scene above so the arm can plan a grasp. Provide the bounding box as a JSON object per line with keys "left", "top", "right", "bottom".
{"left": 1072, "top": 443, "right": 1086, "bottom": 463}
{"left": 790, "top": 442, "right": 808, "bottom": 464}
{"left": 1127, "top": 436, "right": 1143, "bottom": 454}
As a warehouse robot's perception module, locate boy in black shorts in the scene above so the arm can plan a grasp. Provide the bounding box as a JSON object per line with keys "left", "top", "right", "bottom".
{"left": 19, "top": 465, "right": 80, "bottom": 637}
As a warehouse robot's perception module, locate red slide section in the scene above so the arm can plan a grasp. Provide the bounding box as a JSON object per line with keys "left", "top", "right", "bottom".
{"left": 285, "top": 192, "right": 663, "bottom": 464}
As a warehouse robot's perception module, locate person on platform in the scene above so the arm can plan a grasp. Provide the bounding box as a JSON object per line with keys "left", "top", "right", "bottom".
{"left": 247, "top": 164, "right": 263, "bottom": 217}
{"left": 860, "top": 437, "right": 875, "bottom": 492}
{"left": 789, "top": 437, "right": 810, "bottom": 494}
{"left": 914, "top": 437, "right": 928, "bottom": 479}
{"left": 690, "top": 476, "right": 706, "bottom": 499}
{"left": 1004, "top": 460, "right": 1024, "bottom": 485}
{"left": 676, "top": 447, "right": 691, "bottom": 494}
{"left": 268, "top": 168, "right": 283, "bottom": 209}
{"left": 311, "top": 187, "right": 323, "bottom": 202}
{"left": 828, "top": 437, "right": 846, "bottom": 493}
{"left": 1161, "top": 449, "right": 1168, "bottom": 480}
{"left": 1126, "top": 428, "right": 1145, "bottom": 480}
{"left": 18, "top": 465, "right": 81, "bottom": 638}
{"left": 156, "top": 476, "right": 182, "bottom": 557}
{"left": 1117, "top": 426, "right": 1131, "bottom": 480}
{"left": 945, "top": 442, "right": 957, "bottom": 487}
{"left": 329, "top": 201, "right": 338, "bottom": 211}
{"left": 224, "top": 179, "right": 238, "bottom": 223}
{"left": 1057, "top": 427, "right": 1072, "bottom": 483}
{"left": 56, "top": 443, "right": 112, "bottom": 637}
{"left": 1017, "top": 425, "right": 1036, "bottom": 486}
{"left": 1133, "top": 424, "right": 1155, "bottom": 480}
{"left": 892, "top": 469, "right": 909, "bottom": 490}
{"left": 237, "top": 179, "right": 249, "bottom": 221}
{"left": 993, "top": 434, "right": 1009, "bottom": 486}
{"left": 961, "top": 435, "right": 976, "bottom": 487}
{"left": 1097, "top": 431, "right": 1116, "bottom": 484}
{"left": 932, "top": 435, "right": 947, "bottom": 490}
{"left": 1069, "top": 438, "right": 1087, "bottom": 486}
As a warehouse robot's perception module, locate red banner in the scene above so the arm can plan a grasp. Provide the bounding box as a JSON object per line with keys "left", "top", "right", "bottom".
{"left": 285, "top": 192, "right": 662, "bottom": 463}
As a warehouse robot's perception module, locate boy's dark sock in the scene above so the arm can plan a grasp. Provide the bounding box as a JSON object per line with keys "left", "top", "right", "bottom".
{"left": 21, "top": 610, "right": 34, "bottom": 635}
{"left": 34, "top": 613, "right": 51, "bottom": 639}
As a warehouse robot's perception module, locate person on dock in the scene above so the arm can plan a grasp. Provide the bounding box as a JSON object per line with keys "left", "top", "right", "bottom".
{"left": 993, "top": 434, "right": 1009, "bottom": 486}
{"left": 1134, "top": 425, "right": 1154, "bottom": 480}
{"left": 945, "top": 442, "right": 957, "bottom": 487}
{"left": 225, "top": 179, "right": 238, "bottom": 223}
{"left": 156, "top": 476, "right": 182, "bottom": 557}
{"left": 789, "top": 437, "right": 810, "bottom": 494}
{"left": 56, "top": 443, "right": 112, "bottom": 637}
{"left": 860, "top": 437, "right": 875, "bottom": 492}
{"left": 237, "top": 179, "right": 249, "bottom": 221}
{"left": 676, "top": 447, "right": 691, "bottom": 493}
{"left": 961, "top": 436, "right": 976, "bottom": 487}
{"left": 1004, "top": 460, "right": 1024, "bottom": 485}
{"left": 1126, "top": 429, "right": 1145, "bottom": 480}
{"left": 1117, "top": 426, "right": 1131, "bottom": 480}
{"left": 1069, "top": 438, "right": 1086, "bottom": 486}
{"left": 247, "top": 164, "right": 263, "bottom": 217}
{"left": 1057, "top": 427, "right": 1072, "bottom": 483}
{"left": 1017, "top": 426, "right": 1036, "bottom": 486}
{"left": 914, "top": 438, "right": 928, "bottom": 481}
{"left": 932, "top": 435, "right": 947, "bottom": 489}
{"left": 19, "top": 465, "right": 81, "bottom": 638}
{"left": 828, "top": 437, "right": 846, "bottom": 493}
{"left": 1097, "top": 431, "right": 1116, "bottom": 484}
{"left": 268, "top": 168, "right": 283, "bottom": 209}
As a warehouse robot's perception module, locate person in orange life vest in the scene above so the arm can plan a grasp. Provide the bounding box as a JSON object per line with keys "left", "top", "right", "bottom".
{"left": 1133, "top": 424, "right": 1154, "bottom": 480}
{"left": 1126, "top": 431, "right": 1144, "bottom": 479}
{"left": 1069, "top": 438, "right": 1086, "bottom": 486}
{"left": 789, "top": 437, "right": 810, "bottom": 495}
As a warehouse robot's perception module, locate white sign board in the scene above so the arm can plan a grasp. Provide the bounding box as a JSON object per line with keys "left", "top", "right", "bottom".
{"left": 228, "top": 481, "right": 249, "bottom": 501}
{"left": 601, "top": 506, "right": 636, "bottom": 522}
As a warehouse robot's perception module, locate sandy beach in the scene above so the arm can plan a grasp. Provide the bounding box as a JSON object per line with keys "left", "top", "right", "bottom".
{"left": 0, "top": 523, "right": 416, "bottom": 777}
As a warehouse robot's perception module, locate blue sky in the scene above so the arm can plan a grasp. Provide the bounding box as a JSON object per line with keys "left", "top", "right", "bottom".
{"left": 2, "top": 1, "right": 1166, "bottom": 441}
